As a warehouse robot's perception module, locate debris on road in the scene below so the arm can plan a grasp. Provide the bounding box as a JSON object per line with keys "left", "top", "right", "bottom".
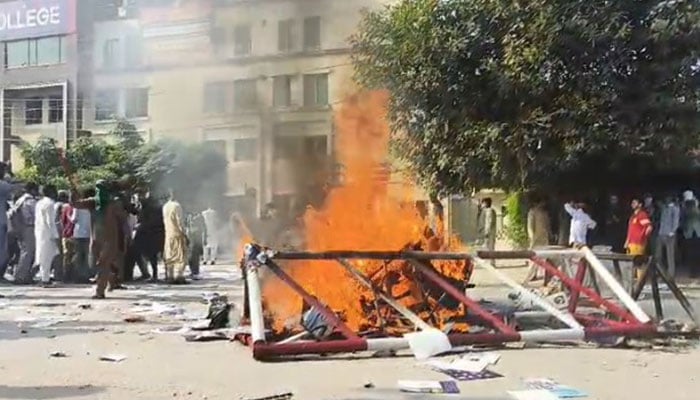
{"left": 398, "top": 380, "right": 460, "bottom": 394}
{"left": 524, "top": 378, "right": 588, "bottom": 398}
{"left": 422, "top": 352, "right": 503, "bottom": 381}
{"left": 183, "top": 330, "right": 231, "bottom": 342}
{"left": 243, "top": 393, "right": 293, "bottom": 400}
{"left": 363, "top": 382, "right": 375, "bottom": 389}
{"left": 77, "top": 304, "right": 92, "bottom": 310}
{"left": 49, "top": 351, "right": 68, "bottom": 358}
{"left": 206, "top": 295, "right": 231, "bottom": 329}
{"left": 405, "top": 328, "right": 452, "bottom": 360}
{"left": 99, "top": 354, "right": 128, "bottom": 362}
{"left": 128, "top": 302, "right": 185, "bottom": 316}
{"left": 508, "top": 389, "right": 560, "bottom": 400}
{"left": 123, "top": 315, "right": 147, "bottom": 323}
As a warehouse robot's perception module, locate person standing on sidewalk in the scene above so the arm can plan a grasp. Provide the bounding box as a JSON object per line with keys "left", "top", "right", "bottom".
{"left": 656, "top": 195, "right": 680, "bottom": 278}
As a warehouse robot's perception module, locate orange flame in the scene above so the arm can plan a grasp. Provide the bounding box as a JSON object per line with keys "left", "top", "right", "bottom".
{"left": 261, "top": 91, "right": 470, "bottom": 334}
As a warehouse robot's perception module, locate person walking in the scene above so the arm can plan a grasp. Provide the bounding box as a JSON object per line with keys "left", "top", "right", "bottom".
{"left": 201, "top": 207, "right": 218, "bottom": 265}
{"left": 162, "top": 190, "right": 188, "bottom": 284}
{"left": 478, "top": 197, "right": 497, "bottom": 250}
{"left": 35, "top": 185, "right": 60, "bottom": 287}
{"left": 12, "top": 183, "right": 38, "bottom": 284}
{"left": 72, "top": 180, "right": 129, "bottom": 299}
{"left": 564, "top": 201, "right": 597, "bottom": 246}
{"left": 656, "top": 195, "right": 680, "bottom": 278}
{"left": 134, "top": 191, "right": 164, "bottom": 282}
{"left": 51, "top": 190, "right": 68, "bottom": 282}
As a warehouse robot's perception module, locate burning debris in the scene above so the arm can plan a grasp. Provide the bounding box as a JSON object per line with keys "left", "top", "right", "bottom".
{"left": 256, "top": 91, "right": 474, "bottom": 338}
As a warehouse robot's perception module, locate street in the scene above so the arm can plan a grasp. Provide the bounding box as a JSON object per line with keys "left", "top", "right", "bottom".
{"left": 0, "top": 263, "right": 699, "bottom": 400}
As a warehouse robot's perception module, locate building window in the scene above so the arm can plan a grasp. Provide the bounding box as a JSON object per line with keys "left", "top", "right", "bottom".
{"left": 233, "top": 79, "right": 257, "bottom": 109}
{"left": 204, "top": 139, "right": 227, "bottom": 160}
{"left": 95, "top": 90, "right": 119, "bottom": 121}
{"left": 25, "top": 98, "right": 43, "bottom": 125}
{"left": 49, "top": 96, "right": 63, "bottom": 123}
{"left": 303, "top": 16, "right": 321, "bottom": 50}
{"left": 125, "top": 88, "right": 149, "bottom": 118}
{"left": 102, "top": 38, "right": 119, "bottom": 69}
{"left": 273, "top": 135, "right": 328, "bottom": 159}
{"left": 278, "top": 19, "right": 295, "bottom": 52}
{"left": 233, "top": 138, "right": 258, "bottom": 162}
{"left": 274, "top": 136, "right": 298, "bottom": 160}
{"left": 124, "top": 35, "right": 142, "bottom": 66}
{"left": 5, "top": 36, "right": 66, "bottom": 68}
{"left": 204, "top": 82, "right": 231, "bottom": 114}
{"left": 303, "top": 73, "right": 329, "bottom": 107}
{"left": 303, "top": 135, "right": 328, "bottom": 157}
{"left": 273, "top": 75, "right": 292, "bottom": 108}
{"left": 233, "top": 24, "right": 252, "bottom": 56}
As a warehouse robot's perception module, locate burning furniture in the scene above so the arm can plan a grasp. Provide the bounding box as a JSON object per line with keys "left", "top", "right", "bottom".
{"left": 235, "top": 244, "right": 664, "bottom": 360}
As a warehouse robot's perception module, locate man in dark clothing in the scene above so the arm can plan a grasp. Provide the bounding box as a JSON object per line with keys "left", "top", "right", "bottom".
{"left": 186, "top": 212, "right": 204, "bottom": 279}
{"left": 133, "top": 191, "right": 164, "bottom": 282}
{"left": 604, "top": 195, "right": 627, "bottom": 252}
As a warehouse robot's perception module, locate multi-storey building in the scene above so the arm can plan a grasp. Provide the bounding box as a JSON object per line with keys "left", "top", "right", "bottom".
{"left": 0, "top": 0, "right": 97, "bottom": 166}
{"left": 88, "top": 0, "right": 390, "bottom": 216}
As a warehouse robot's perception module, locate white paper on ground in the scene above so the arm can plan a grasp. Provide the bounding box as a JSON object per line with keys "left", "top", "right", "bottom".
{"left": 404, "top": 328, "right": 452, "bottom": 360}
{"left": 422, "top": 352, "right": 501, "bottom": 373}
{"left": 397, "top": 380, "right": 447, "bottom": 393}
{"left": 508, "top": 390, "right": 560, "bottom": 400}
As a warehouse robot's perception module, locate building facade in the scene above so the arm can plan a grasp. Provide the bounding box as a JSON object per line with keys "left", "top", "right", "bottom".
{"left": 88, "top": 0, "right": 390, "bottom": 215}
{"left": 0, "top": 0, "right": 96, "bottom": 166}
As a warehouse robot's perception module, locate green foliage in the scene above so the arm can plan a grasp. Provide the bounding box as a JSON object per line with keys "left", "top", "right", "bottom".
{"left": 504, "top": 192, "right": 529, "bottom": 249}
{"left": 17, "top": 120, "right": 228, "bottom": 210}
{"left": 351, "top": 0, "right": 700, "bottom": 196}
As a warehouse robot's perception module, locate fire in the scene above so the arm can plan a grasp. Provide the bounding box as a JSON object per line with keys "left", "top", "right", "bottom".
{"left": 260, "top": 91, "right": 472, "bottom": 336}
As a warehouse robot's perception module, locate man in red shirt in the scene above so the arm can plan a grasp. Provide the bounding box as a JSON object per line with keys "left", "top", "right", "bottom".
{"left": 625, "top": 197, "right": 653, "bottom": 280}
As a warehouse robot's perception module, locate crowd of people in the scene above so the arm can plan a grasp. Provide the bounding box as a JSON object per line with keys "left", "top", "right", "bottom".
{"left": 0, "top": 162, "right": 222, "bottom": 299}
{"left": 523, "top": 190, "right": 700, "bottom": 279}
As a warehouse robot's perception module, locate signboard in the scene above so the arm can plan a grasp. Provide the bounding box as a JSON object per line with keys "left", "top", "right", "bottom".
{"left": 0, "top": 0, "right": 75, "bottom": 41}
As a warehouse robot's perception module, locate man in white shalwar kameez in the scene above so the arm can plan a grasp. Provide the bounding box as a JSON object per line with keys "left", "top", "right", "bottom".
{"left": 35, "top": 185, "right": 59, "bottom": 287}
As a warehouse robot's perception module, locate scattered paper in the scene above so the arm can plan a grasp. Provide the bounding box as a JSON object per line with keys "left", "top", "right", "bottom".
{"left": 397, "top": 380, "right": 460, "bottom": 394}
{"left": 404, "top": 328, "right": 452, "bottom": 360}
{"left": 422, "top": 352, "right": 502, "bottom": 381}
{"left": 524, "top": 378, "right": 588, "bottom": 398}
{"left": 99, "top": 354, "right": 127, "bottom": 362}
{"left": 128, "top": 302, "right": 184, "bottom": 316}
{"left": 508, "top": 389, "right": 560, "bottom": 400}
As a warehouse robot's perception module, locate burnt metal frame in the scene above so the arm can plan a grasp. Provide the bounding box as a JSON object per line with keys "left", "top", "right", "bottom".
{"left": 238, "top": 245, "right": 658, "bottom": 360}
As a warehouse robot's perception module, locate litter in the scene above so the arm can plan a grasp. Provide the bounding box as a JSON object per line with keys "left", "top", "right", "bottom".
{"left": 77, "top": 304, "right": 92, "bottom": 310}
{"left": 32, "top": 302, "right": 66, "bottom": 307}
{"left": 123, "top": 315, "right": 146, "bottom": 323}
{"left": 404, "top": 329, "right": 452, "bottom": 360}
{"left": 183, "top": 330, "right": 231, "bottom": 342}
{"left": 206, "top": 295, "right": 231, "bottom": 329}
{"left": 99, "top": 354, "right": 127, "bottom": 362}
{"left": 524, "top": 378, "right": 588, "bottom": 398}
{"left": 422, "top": 352, "right": 501, "bottom": 373}
{"left": 49, "top": 351, "right": 68, "bottom": 358}
{"left": 397, "top": 380, "right": 460, "bottom": 394}
{"left": 243, "top": 393, "right": 293, "bottom": 400}
{"left": 29, "top": 317, "right": 79, "bottom": 328}
{"left": 508, "top": 389, "right": 560, "bottom": 400}
{"left": 128, "top": 302, "right": 185, "bottom": 316}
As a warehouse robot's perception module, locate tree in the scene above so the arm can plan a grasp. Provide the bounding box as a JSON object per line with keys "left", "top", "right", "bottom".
{"left": 351, "top": 0, "right": 700, "bottom": 196}
{"left": 16, "top": 122, "right": 228, "bottom": 211}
